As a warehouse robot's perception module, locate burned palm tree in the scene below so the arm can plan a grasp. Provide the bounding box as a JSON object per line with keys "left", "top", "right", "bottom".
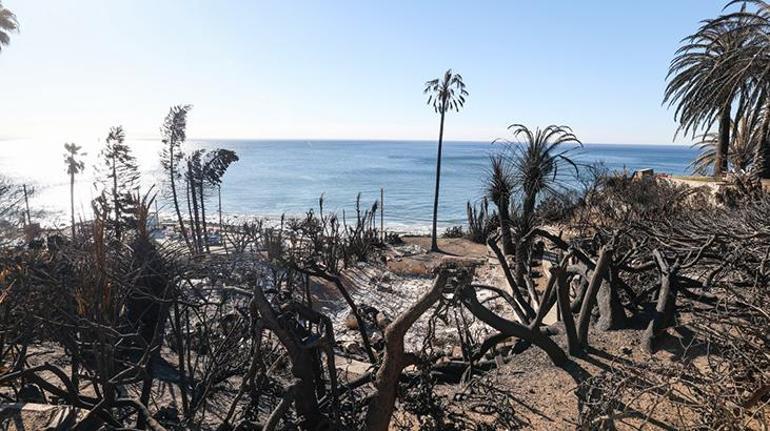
{"left": 0, "top": 1, "right": 18, "bottom": 53}
{"left": 96, "top": 126, "right": 140, "bottom": 240}
{"left": 197, "top": 149, "right": 238, "bottom": 252}
{"left": 64, "top": 143, "right": 85, "bottom": 240}
{"left": 424, "top": 69, "right": 468, "bottom": 252}
{"left": 504, "top": 124, "right": 581, "bottom": 291}
{"left": 664, "top": 5, "right": 752, "bottom": 178}
{"left": 185, "top": 150, "right": 204, "bottom": 253}
{"left": 125, "top": 190, "right": 174, "bottom": 427}
{"left": 485, "top": 154, "right": 515, "bottom": 255}
{"left": 161, "top": 105, "right": 193, "bottom": 253}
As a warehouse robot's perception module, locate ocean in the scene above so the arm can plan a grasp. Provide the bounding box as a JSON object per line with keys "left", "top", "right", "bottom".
{"left": 0, "top": 140, "right": 697, "bottom": 232}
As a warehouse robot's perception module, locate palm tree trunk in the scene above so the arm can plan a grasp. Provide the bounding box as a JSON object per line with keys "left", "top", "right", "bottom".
{"left": 219, "top": 185, "right": 227, "bottom": 254}
{"left": 70, "top": 173, "right": 76, "bottom": 240}
{"left": 68, "top": 169, "right": 79, "bottom": 387}
{"left": 430, "top": 109, "right": 446, "bottom": 252}
{"left": 199, "top": 181, "right": 210, "bottom": 253}
{"left": 169, "top": 147, "right": 193, "bottom": 253}
{"left": 715, "top": 106, "right": 731, "bottom": 178}
{"left": 185, "top": 172, "right": 200, "bottom": 254}
{"left": 497, "top": 197, "right": 515, "bottom": 255}
{"left": 514, "top": 190, "right": 537, "bottom": 292}
{"left": 757, "top": 102, "right": 770, "bottom": 179}
{"left": 187, "top": 163, "right": 202, "bottom": 254}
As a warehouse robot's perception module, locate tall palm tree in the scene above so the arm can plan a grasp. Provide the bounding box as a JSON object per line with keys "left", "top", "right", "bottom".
{"left": 0, "top": 2, "right": 18, "bottom": 53}
{"left": 160, "top": 105, "right": 193, "bottom": 253}
{"left": 693, "top": 0, "right": 770, "bottom": 179}
{"left": 185, "top": 151, "right": 204, "bottom": 253}
{"left": 97, "top": 125, "right": 139, "bottom": 240}
{"left": 664, "top": 7, "right": 752, "bottom": 178}
{"left": 197, "top": 148, "right": 238, "bottom": 252}
{"left": 504, "top": 124, "right": 582, "bottom": 289}
{"left": 64, "top": 143, "right": 85, "bottom": 239}
{"left": 729, "top": 0, "right": 770, "bottom": 179}
{"left": 424, "top": 69, "right": 468, "bottom": 252}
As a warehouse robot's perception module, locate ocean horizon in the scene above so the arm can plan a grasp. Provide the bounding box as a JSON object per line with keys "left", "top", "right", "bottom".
{"left": 0, "top": 139, "right": 698, "bottom": 232}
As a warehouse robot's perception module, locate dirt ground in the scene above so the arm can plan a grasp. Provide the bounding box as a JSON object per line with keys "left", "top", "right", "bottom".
{"left": 385, "top": 236, "right": 491, "bottom": 277}
{"left": 337, "top": 235, "right": 729, "bottom": 430}
{"left": 7, "top": 235, "right": 761, "bottom": 430}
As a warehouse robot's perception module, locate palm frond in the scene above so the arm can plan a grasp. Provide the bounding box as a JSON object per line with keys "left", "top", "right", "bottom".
{"left": 424, "top": 69, "right": 469, "bottom": 114}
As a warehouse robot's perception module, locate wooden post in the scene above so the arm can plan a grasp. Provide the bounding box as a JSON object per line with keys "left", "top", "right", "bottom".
{"left": 22, "top": 184, "right": 31, "bottom": 226}
{"left": 380, "top": 187, "right": 384, "bottom": 242}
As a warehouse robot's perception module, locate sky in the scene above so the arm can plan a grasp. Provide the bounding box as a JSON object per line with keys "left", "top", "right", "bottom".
{"left": 0, "top": 1, "right": 730, "bottom": 144}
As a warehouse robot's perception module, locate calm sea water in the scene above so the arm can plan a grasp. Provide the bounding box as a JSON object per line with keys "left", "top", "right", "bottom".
{"left": 0, "top": 140, "right": 697, "bottom": 232}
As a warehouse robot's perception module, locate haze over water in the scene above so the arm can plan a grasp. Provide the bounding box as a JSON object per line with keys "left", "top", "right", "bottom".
{"left": 0, "top": 140, "right": 697, "bottom": 232}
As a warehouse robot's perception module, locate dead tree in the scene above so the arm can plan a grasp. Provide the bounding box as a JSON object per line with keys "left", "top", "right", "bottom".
{"left": 643, "top": 250, "right": 680, "bottom": 353}
{"left": 365, "top": 260, "right": 475, "bottom": 431}
{"left": 249, "top": 279, "right": 337, "bottom": 429}
{"left": 555, "top": 266, "right": 580, "bottom": 356}
{"left": 303, "top": 269, "right": 377, "bottom": 363}
{"left": 595, "top": 266, "right": 627, "bottom": 331}
{"left": 577, "top": 245, "right": 612, "bottom": 349}
{"left": 487, "top": 237, "right": 536, "bottom": 321}
{"left": 457, "top": 281, "right": 567, "bottom": 366}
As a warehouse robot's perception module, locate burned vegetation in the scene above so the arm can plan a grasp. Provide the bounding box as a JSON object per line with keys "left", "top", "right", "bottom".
{"left": 0, "top": 156, "right": 768, "bottom": 431}
{"left": 0, "top": 111, "right": 766, "bottom": 431}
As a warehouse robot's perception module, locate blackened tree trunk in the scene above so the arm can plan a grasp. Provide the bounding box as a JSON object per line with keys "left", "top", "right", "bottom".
{"left": 186, "top": 162, "right": 202, "bottom": 254}
{"left": 199, "top": 181, "right": 210, "bottom": 253}
{"left": 219, "top": 185, "right": 227, "bottom": 254}
{"left": 185, "top": 178, "right": 197, "bottom": 253}
{"left": 459, "top": 282, "right": 567, "bottom": 366}
{"left": 556, "top": 267, "right": 580, "bottom": 356}
{"left": 69, "top": 173, "right": 76, "bottom": 240}
{"left": 757, "top": 101, "right": 770, "bottom": 179}
{"left": 169, "top": 146, "right": 193, "bottom": 253}
{"left": 496, "top": 197, "right": 515, "bottom": 255}
{"left": 644, "top": 251, "right": 680, "bottom": 353}
{"left": 111, "top": 156, "right": 122, "bottom": 240}
{"left": 715, "top": 106, "right": 731, "bottom": 178}
{"left": 129, "top": 237, "right": 170, "bottom": 430}
{"left": 577, "top": 246, "right": 612, "bottom": 348}
{"left": 514, "top": 190, "right": 538, "bottom": 296}
{"left": 487, "top": 238, "right": 536, "bottom": 321}
{"left": 596, "top": 267, "right": 627, "bottom": 331}
{"left": 251, "top": 286, "right": 327, "bottom": 429}
{"left": 366, "top": 264, "right": 472, "bottom": 431}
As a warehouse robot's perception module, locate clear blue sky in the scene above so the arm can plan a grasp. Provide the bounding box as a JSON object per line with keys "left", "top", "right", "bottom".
{"left": 0, "top": 1, "right": 726, "bottom": 144}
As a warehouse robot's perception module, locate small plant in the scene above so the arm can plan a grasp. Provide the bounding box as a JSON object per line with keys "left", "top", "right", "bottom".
{"left": 466, "top": 198, "right": 497, "bottom": 244}
{"left": 442, "top": 225, "right": 464, "bottom": 238}
{"left": 384, "top": 231, "right": 403, "bottom": 245}
{"left": 342, "top": 193, "right": 380, "bottom": 263}
{"left": 221, "top": 217, "right": 263, "bottom": 254}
